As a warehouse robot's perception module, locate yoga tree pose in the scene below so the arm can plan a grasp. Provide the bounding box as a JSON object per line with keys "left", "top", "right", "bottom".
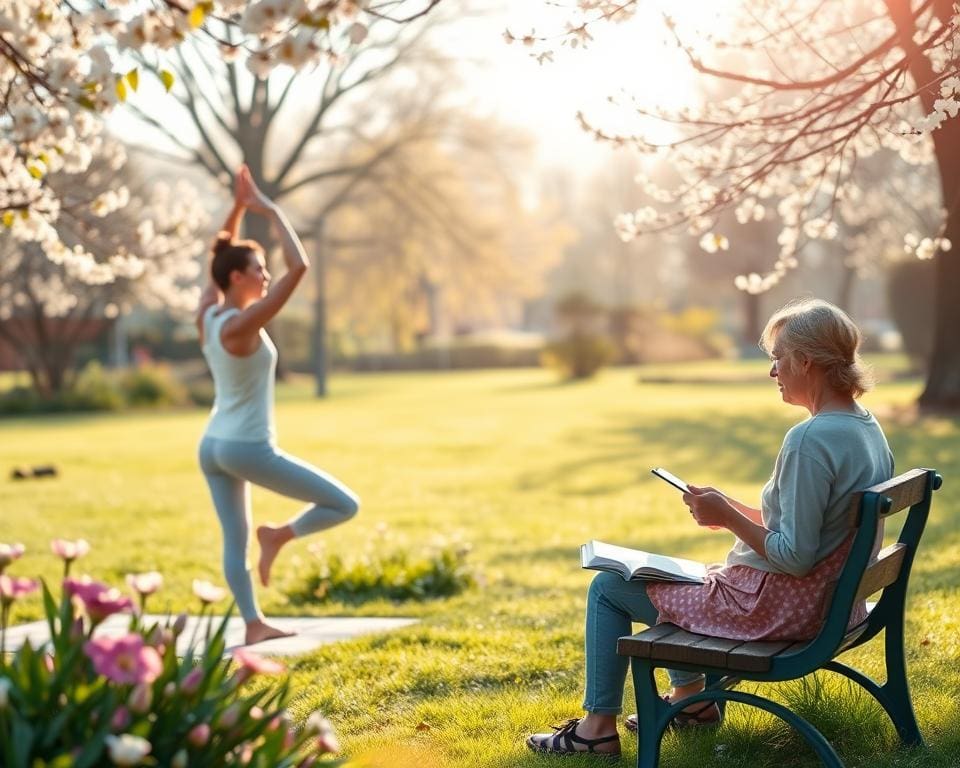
{"left": 196, "top": 166, "right": 360, "bottom": 645}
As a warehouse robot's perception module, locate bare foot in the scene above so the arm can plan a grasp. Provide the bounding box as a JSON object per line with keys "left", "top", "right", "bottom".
{"left": 256, "top": 524, "right": 294, "bottom": 586}
{"left": 244, "top": 618, "right": 296, "bottom": 645}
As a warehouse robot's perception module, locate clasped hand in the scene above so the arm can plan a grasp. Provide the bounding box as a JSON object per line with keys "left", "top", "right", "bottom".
{"left": 681, "top": 485, "right": 731, "bottom": 530}
{"left": 234, "top": 164, "right": 274, "bottom": 214}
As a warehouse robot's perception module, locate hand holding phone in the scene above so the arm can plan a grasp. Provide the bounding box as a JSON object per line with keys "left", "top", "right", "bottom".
{"left": 651, "top": 468, "right": 689, "bottom": 493}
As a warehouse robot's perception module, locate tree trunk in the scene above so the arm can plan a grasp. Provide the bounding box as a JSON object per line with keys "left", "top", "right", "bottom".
{"left": 742, "top": 291, "right": 761, "bottom": 351}
{"left": 918, "top": 95, "right": 960, "bottom": 408}
{"left": 918, "top": 196, "right": 960, "bottom": 409}
{"left": 312, "top": 219, "right": 328, "bottom": 398}
{"left": 836, "top": 259, "right": 856, "bottom": 314}
{"left": 887, "top": 0, "right": 960, "bottom": 409}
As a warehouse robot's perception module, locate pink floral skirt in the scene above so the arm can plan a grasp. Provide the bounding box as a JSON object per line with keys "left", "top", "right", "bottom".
{"left": 647, "top": 538, "right": 867, "bottom": 642}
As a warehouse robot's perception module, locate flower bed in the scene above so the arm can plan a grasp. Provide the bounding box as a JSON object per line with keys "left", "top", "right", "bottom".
{"left": 0, "top": 539, "right": 340, "bottom": 767}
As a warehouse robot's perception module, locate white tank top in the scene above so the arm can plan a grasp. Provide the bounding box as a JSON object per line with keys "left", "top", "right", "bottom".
{"left": 201, "top": 305, "right": 277, "bottom": 442}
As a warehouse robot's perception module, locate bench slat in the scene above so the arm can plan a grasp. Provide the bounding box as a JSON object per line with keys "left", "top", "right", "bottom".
{"left": 855, "top": 543, "right": 907, "bottom": 602}
{"left": 645, "top": 629, "right": 731, "bottom": 667}
{"left": 846, "top": 468, "right": 929, "bottom": 526}
{"left": 617, "top": 623, "right": 682, "bottom": 658}
{"left": 726, "top": 640, "right": 795, "bottom": 672}
{"left": 619, "top": 624, "right": 797, "bottom": 673}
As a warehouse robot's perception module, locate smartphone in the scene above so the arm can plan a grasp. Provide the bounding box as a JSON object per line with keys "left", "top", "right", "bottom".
{"left": 651, "top": 467, "right": 690, "bottom": 493}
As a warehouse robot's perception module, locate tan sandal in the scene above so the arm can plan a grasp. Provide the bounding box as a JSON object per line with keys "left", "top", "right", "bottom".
{"left": 625, "top": 697, "right": 721, "bottom": 733}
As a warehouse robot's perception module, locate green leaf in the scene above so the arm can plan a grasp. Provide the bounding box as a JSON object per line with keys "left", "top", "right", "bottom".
{"left": 126, "top": 68, "right": 139, "bottom": 91}
{"left": 159, "top": 69, "right": 175, "bottom": 92}
{"left": 76, "top": 95, "right": 96, "bottom": 111}
{"left": 11, "top": 712, "right": 35, "bottom": 768}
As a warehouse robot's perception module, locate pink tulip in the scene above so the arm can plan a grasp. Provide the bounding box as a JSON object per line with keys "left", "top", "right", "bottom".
{"left": 84, "top": 634, "right": 163, "bottom": 686}
{"left": 172, "top": 613, "right": 188, "bottom": 635}
{"left": 191, "top": 579, "right": 226, "bottom": 605}
{"left": 51, "top": 538, "right": 90, "bottom": 561}
{"left": 237, "top": 742, "right": 254, "bottom": 765}
{"left": 180, "top": 667, "right": 205, "bottom": 696}
{"left": 0, "top": 575, "right": 38, "bottom": 605}
{"left": 306, "top": 712, "right": 340, "bottom": 754}
{"left": 231, "top": 648, "right": 285, "bottom": 684}
{"left": 64, "top": 577, "right": 133, "bottom": 623}
{"left": 187, "top": 723, "right": 210, "bottom": 748}
{"left": 126, "top": 572, "right": 163, "bottom": 611}
{"left": 128, "top": 682, "right": 153, "bottom": 714}
{"left": 111, "top": 705, "right": 131, "bottom": 731}
{"left": 0, "top": 543, "right": 25, "bottom": 573}
{"left": 217, "top": 703, "right": 241, "bottom": 730}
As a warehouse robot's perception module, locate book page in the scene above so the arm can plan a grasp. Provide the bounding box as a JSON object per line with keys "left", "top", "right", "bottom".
{"left": 583, "top": 540, "right": 706, "bottom": 582}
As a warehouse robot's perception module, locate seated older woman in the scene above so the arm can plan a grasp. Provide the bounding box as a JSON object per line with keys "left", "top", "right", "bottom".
{"left": 527, "top": 298, "right": 893, "bottom": 758}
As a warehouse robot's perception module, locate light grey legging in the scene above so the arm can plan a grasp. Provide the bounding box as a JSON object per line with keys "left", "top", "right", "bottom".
{"left": 198, "top": 436, "right": 360, "bottom": 622}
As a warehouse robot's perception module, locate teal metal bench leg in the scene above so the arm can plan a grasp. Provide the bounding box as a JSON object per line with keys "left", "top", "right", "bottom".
{"left": 824, "top": 660, "right": 922, "bottom": 747}
{"left": 716, "top": 690, "right": 845, "bottom": 768}
{"left": 880, "top": 606, "right": 924, "bottom": 746}
{"left": 705, "top": 673, "right": 729, "bottom": 719}
{"left": 629, "top": 660, "right": 668, "bottom": 768}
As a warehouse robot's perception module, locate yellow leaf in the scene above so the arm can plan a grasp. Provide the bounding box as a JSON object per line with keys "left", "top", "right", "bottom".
{"left": 115, "top": 77, "right": 127, "bottom": 102}
{"left": 126, "top": 68, "right": 139, "bottom": 91}
{"left": 2, "top": 212, "right": 13, "bottom": 227}
{"left": 27, "top": 163, "right": 44, "bottom": 179}
{"left": 76, "top": 95, "right": 96, "bottom": 110}
{"left": 188, "top": 4, "right": 206, "bottom": 28}
{"left": 160, "top": 69, "right": 175, "bottom": 92}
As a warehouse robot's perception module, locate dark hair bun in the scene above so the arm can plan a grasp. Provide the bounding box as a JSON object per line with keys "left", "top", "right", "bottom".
{"left": 213, "top": 232, "right": 233, "bottom": 255}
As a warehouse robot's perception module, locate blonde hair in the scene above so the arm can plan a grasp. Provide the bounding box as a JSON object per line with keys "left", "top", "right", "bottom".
{"left": 759, "top": 298, "right": 874, "bottom": 398}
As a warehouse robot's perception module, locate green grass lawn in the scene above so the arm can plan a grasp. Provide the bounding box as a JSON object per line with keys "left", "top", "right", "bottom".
{"left": 1, "top": 364, "right": 958, "bottom": 767}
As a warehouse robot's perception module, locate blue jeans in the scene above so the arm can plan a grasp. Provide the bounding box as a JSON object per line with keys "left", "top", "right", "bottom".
{"left": 199, "top": 437, "right": 360, "bottom": 622}
{"left": 584, "top": 572, "right": 703, "bottom": 714}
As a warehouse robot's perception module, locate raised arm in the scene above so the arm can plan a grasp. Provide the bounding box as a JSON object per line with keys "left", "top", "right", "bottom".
{"left": 220, "top": 168, "right": 309, "bottom": 343}
{"left": 195, "top": 176, "right": 247, "bottom": 341}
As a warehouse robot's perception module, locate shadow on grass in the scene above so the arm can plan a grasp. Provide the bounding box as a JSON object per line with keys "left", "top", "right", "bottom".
{"left": 514, "top": 410, "right": 790, "bottom": 496}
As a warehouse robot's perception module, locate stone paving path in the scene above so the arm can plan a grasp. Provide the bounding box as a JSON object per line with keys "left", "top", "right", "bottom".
{"left": 3, "top": 614, "right": 418, "bottom": 657}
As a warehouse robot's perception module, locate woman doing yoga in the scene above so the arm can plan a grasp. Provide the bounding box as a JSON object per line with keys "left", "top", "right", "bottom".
{"left": 196, "top": 165, "right": 360, "bottom": 645}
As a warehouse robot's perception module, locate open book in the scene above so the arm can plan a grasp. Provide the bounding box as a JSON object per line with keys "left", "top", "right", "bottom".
{"left": 581, "top": 540, "right": 707, "bottom": 584}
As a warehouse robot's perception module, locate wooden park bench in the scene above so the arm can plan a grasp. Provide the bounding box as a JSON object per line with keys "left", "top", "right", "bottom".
{"left": 617, "top": 467, "right": 942, "bottom": 768}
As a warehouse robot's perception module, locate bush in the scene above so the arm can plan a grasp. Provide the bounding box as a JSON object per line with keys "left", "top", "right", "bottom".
{"left": 541, "top": 334, "right": 615, "bottom": 380}
{"left": 0, "top": 541, "right": 341, "bottom": 768}
{"left": 119, "top": 363, "right": 188, "bottom": 407}
{"left": 0, "top": 363, "right": 195, "bottom": 415}
{"left": 69, "top": 361, "right": 126, "bottom": 411}
{"left": 0, "top": 386, "right": 46, "bottom": 416}
{"left": 291, "top": 526, "right": 477, "bottom": 604}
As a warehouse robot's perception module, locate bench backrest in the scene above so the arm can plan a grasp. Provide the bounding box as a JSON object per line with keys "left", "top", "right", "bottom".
{"left": 793, "top": 468, "right": 940, "bottom": 667}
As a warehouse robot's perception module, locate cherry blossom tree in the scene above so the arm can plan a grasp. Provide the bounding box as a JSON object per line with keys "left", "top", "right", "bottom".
{"left": 0, "top": 0, "right": 442, "bottom": 367}
{"left": 0, "top": 144, "right": 207, "bottom": 396}
{"left": 118, "top": 4, "right": 447, "bottom": 393}
{"left": 519, "top": 0, "right": 960, "bottom": 408}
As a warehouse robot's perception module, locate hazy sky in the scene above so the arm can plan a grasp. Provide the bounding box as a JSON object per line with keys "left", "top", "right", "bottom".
{"left": 434, "top": 1, "right": 728, "bottom": 169}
